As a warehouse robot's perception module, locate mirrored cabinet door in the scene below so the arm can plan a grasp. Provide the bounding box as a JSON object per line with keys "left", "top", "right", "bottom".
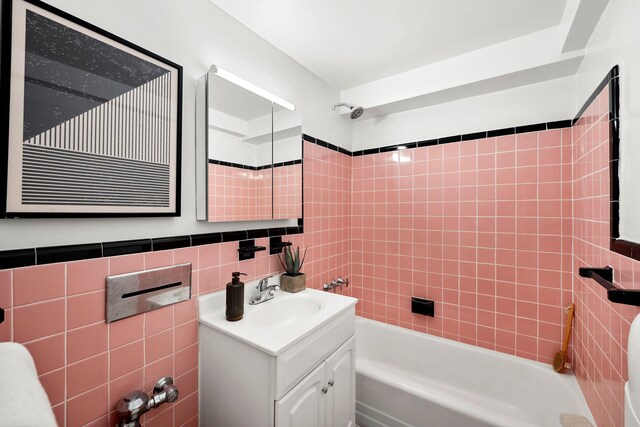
{"left": 273, "top": 105, "right": 302, "bottom": 220}
{"left": 206, "top": 74, "right": 273, "bottom": 222}
{"left": 196, "top": 67, "right": 302, "bottom": 224}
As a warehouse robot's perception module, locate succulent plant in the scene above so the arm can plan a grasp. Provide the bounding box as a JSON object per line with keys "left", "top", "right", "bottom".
{"left": 278, "top": 245, "right": 307, "bottom": 276}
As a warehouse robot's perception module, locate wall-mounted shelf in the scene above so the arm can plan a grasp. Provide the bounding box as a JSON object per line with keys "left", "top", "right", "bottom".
{"left": 579, "top": 266, "right": 640, "bottom": 306}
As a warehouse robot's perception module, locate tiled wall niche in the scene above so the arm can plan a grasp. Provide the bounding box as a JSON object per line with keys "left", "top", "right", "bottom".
{"left": 0, "top": 141, "right": 350, "bottom": 427}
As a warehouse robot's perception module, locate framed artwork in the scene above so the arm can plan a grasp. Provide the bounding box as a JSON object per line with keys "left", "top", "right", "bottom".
{"left": 0, "top": 0, "right": 182, "bottom": 217}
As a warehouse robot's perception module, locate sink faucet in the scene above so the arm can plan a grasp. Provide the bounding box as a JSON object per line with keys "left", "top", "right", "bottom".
{"left": 249, "top": 276, "right": 279, "bottom": 305}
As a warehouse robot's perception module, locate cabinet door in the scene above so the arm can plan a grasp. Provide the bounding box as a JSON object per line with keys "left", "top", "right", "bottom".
{"left": 324, "top": 336, "right": 356, "bottom": 427}
{"left": 276, "top": 362, "right": 326, "bottom": 427}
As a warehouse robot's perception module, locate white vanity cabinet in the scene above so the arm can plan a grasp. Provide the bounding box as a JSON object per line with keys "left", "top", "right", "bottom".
{"left": 276, "top": 336, "right": 355, "bottom": 427}
{"left": 198, "top": 287, "right": 357, "bottom": 427}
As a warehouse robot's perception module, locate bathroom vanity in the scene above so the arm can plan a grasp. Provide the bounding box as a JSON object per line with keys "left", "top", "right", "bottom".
{"left": 198, "top": 282, "right": 357, "bottom": 427}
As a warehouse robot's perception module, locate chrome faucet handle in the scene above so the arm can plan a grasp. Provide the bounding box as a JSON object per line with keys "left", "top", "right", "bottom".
{"left": 257, "top": 275, "right": 273, "bottom": 291}
{"left": 323, "top": 283, "right": 331, "bottom": 290}
{"left": 268, "top": 285, "right": 280, "bottom": 296}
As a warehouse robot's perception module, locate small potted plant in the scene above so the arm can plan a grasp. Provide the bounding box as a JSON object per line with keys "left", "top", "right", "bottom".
{"left": 278, "top": 245, "right": 307, "bottom": 293}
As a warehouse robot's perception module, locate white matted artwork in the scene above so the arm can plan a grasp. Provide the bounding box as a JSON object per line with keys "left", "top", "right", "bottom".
{"left": 0, "top": 0, "right": 183, "bottom": 217}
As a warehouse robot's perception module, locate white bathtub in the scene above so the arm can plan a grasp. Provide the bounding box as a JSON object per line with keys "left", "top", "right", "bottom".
{"left": 355, "top": 317, "right": 594, "bottom": 427}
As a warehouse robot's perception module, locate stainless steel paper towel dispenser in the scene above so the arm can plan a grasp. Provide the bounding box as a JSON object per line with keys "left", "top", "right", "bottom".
{"left": 106, "top": 263, "right": 192, "bottom": 323}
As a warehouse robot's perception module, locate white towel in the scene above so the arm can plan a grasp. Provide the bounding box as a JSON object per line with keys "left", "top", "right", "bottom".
{"left": 0, "top": 342, "right": 57, "bottom": 426}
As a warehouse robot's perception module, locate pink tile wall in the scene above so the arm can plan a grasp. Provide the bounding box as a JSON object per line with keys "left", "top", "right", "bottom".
{"left": 0, "top": 141, "right": 348, "bottom": 426}
{"left": 0, "top": 253, "right": 200, "bottom": 427}
{"left": 296, "top": 142, "right": 352, "bottom": 290}
{"left": 572, "top": 85, "right": 640, "bottom": 427}
{"left": 273, "top": 164, "right": 303, "bottom": 220}
{"left": 351, "top": 129, "right": 574, "bottom": 363}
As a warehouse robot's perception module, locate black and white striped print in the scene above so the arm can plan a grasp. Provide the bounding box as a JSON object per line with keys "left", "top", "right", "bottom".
{"left": 21, "top": 73, "right": 172, "bottom": 206}
{"left": 23, "top": 73, "right": 172, "bottom": 164}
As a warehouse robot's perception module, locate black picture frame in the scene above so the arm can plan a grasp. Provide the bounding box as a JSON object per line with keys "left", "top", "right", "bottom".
{"left": 0, "top": 0, "right": 183, "bottom": 218}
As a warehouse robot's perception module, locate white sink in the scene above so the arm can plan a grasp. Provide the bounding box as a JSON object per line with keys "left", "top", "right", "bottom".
{"left": 198, "top": 276, "right": 357, "bottom": 355}
{"left": 249, "top": 296, "right": 323, "bottom": 328}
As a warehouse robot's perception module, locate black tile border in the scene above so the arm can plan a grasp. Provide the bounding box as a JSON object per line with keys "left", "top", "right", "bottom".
{"left": 0, "top": 223, "right": 304, "bottom": 269}
{"left": 152, "top": 236, "right": 191, "bottom": 252}
{"left": 573, "top": 66, "right": 619, "bottom": 125}
{"left": 222, "top": 231, "right": 248, "bottom": 242}
{"left": 208, "top": 158, "right": 302, "bottom": 170}
{"left": 37, "top": 243, "right": 102, "bottom": 265}
{"left": 487, "top": 127, "right": 515, "bottom": 138}
{"left": 190, "top": 233, "right": 222, "bottom": 247}
{"left": 0, "top": 248, "right": 36, "bottom": 270}
{"left": 305, "top": 117, "right": 573, "bottom": 158}
{"left": 103, "top": 239, "right": 152, "bottom": 258}
{"left": 247, "top": 228, "right": 269, "bottom": 239}
{"left": 596, "top": 66, "right": 640, "bottom": 262}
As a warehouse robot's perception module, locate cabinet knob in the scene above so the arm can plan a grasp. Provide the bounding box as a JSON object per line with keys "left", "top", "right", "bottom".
{"left": 328, "top": 380, "right": 334, "bottom": 387}
{"left": 321, "top": 386, "right": 328, "bottom": 394}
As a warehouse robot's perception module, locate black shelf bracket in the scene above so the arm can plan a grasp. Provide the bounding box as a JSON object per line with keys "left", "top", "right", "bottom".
{"left": 579, "top": 266, "right": 640, "bottom": 306}
{"left": 238, "top": 239, "right": 266, "bottom": 261}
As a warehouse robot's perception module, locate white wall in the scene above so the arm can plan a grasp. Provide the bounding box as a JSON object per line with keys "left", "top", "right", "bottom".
{"left": 352, "top": 76, "right": 576, "bottom": 150}
{"left": 574, "top": 0, "right": 640, "bottom": 242}
{"left": 0, "top": 0, "right": 351, "bottom": 250}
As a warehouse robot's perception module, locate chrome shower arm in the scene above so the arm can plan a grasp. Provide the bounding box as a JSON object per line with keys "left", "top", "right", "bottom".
{"left": 331, "top": 102, "right": 354, "bottom": 110}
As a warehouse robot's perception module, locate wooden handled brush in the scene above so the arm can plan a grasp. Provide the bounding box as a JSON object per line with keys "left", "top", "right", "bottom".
{"left": 553, "top": 303, "right": 575, "bottom": 373}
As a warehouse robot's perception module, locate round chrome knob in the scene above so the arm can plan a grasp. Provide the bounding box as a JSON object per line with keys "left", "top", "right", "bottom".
{"left": 328, "top": 380, "right": 334, "bottom": 387}
{"left": 165, "top": 385, "right": 179, "bottom": 403}
{"left": 321, "top": 386, "right": 328, "bottom": 394}
{"left": 153, "top": 376, "right": 174, "bottom": 393}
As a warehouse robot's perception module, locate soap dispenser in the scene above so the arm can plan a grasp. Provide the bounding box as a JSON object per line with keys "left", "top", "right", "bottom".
{"left": 226, "top": 272, "right": 247, "bottom": 321}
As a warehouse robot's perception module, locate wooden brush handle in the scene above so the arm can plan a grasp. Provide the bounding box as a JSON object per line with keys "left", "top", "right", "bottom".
{"left": 561, "top": 304, "right": 575, "bottom": 353}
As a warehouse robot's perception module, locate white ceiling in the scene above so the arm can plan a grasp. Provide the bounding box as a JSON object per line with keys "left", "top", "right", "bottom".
{"left": 209, "top": 0, "right": 568, "bottom": 90}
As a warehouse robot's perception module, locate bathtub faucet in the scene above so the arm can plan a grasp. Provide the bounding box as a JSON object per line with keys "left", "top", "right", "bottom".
{"left": 323, "top": 277, "right": 349, "bottom": 292}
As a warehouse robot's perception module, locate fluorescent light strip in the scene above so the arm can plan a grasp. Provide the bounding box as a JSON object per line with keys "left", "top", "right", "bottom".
{"left": 211, "top": 65, "right": 296, "bottom": 112}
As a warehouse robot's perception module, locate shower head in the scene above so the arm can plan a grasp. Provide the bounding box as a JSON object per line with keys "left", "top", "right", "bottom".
{"left": 349, "top": 106, "right": 364, "bottom": 120}
{"left": 332, "top": 102, "right": 365, "bottom": 120}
